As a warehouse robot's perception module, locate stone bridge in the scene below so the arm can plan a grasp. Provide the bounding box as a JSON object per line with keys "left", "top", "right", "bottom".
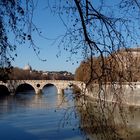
{"left": 1, "top": 80, "right": 140, "bottom": 106}
{"left": 0, "top": 80, "right": 85, "bottom": 95}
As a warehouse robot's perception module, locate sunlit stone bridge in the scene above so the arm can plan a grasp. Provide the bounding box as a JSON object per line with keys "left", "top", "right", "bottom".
{"left": 1, "top": 80, "right": 140, "bottom": 106}
{"left": 0, "top": 80, "right": 85, "bottom": 95}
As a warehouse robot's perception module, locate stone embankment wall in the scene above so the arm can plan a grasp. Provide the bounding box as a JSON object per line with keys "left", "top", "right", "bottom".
{"left": 86, "top": 82, "right": 140, "bottom": 106}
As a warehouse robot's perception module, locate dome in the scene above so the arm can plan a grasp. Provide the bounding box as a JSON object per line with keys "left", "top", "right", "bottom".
{"left": 24, "top": 64, "right": 32, "bottom": 71}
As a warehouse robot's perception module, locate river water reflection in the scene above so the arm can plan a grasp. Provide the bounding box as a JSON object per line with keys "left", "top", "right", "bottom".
{"left": 0, "top": 85, "right": 140, "bottom": 140}
{"left": 0, "top": 86, "right": 84, "bottom": 140}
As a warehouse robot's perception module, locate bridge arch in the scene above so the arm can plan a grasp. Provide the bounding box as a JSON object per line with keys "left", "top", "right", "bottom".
{"left": 0, "top": 85, "right": 10, "bottom": 96}
{"left": 42, "top": 83, "right": 58, "bottom": 94}
{"left": 15, "top": 83, "right": 35, "bottom": 94}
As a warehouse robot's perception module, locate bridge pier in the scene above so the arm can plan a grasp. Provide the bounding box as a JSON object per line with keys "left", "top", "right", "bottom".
{"left": 57, "top": 88, "right": 64, "bottom": 95}
{"left": 10, "top": 91, "right": 15, "bottom": 95}
{"left": 35, "top": 88, "right": 42, "bottom": 94}
{"left": 9, "top": 88, "right": 16, "bottom": 95}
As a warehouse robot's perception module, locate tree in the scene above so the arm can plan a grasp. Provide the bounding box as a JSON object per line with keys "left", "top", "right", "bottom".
{"left": 48, "top": 1, "right": 140, "bottom": 139}
{"left": 1, "top": 0, "right": 140, "bottom": 139}
{"left": 0, "top": 0, "right": 41, "bottom": 80}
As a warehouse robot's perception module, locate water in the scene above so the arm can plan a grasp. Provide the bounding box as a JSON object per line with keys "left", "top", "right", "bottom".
{"left": 0, "top": 86, "right": 84, "bottom": 140}
{"left": 76, "top": 96, "right": 140, "bottom": 140}
{"left": 0, "top": 85, "right": 140, "bottom": 140}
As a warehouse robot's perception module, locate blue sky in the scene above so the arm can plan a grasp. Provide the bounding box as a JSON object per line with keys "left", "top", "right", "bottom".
{"left": 11, "top": 1, "right": 83, "bottom": 74}
{"left": 10, "top": 0, "right": 139, "bottom": 73}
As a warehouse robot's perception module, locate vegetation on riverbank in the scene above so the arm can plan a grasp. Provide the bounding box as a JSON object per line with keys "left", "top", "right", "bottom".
{"left": 75, "top": 48, "right": 140, "bottom": 83}
{"left": 3, "top": 67, "right": 74, "bottom": 80}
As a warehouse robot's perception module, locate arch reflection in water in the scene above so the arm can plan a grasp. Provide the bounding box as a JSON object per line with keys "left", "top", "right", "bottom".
{"left": 0, "top": 85, "right": 10, "bottom": 96}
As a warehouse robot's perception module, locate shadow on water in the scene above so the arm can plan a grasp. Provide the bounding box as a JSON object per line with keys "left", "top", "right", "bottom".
{"left": 75, "top": 96, "right": 140, "bottom": 140}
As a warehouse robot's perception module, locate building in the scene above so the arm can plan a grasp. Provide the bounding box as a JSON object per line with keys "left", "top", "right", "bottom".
{"left": 23, "top": 63, "right": 32, "bottom": 72}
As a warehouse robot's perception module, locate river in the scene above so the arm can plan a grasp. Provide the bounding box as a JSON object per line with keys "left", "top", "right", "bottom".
{"left": 0, "top": 85, "right": 85, "bottom": 140}
{"left": 0, "top": 85, "right": 140, "bottom": 140}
